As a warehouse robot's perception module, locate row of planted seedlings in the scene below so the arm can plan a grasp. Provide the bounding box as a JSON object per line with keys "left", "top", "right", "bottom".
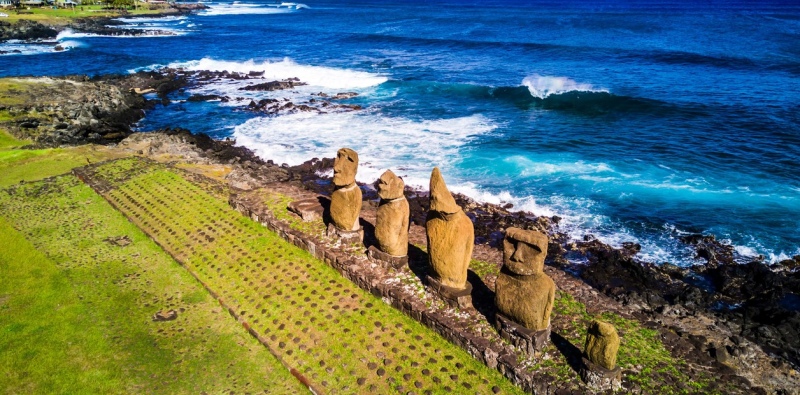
{"left": 89, "top": 158, "right": 523, "bottom": 395}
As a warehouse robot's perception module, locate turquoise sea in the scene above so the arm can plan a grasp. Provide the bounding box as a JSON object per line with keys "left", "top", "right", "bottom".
{"left": 2, "top": 0, "right": 799, "bottom": 266}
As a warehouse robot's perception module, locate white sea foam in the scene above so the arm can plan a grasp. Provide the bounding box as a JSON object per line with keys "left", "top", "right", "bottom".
{"left": 56, "top": 25, "right": 185, "bottom": 38}
{"left": 57, "top": 40, "right": 84, "bottom": 49}
{"left": 503, "top": 155, "right": 614, "bottom": 177}
{"left": 733, "top": 240, "right": 799, "bottom": 264}
{"left": 114, "top": 15, "right": 188, "bottom": 23}
{"left": 199, "top": 3, "right": 295, "bottom": 16}
{"left": 522, "top": 74, "right": 607, "bottom": 99}
{"left": 168, "top": 58, "right": 388, "bottom": 89}
{"left": 233, "top": 111, "right": 495, "bottom": 185}
{"left": 56, "top": 29, "right": 99, "bottom": 39}
{"left": 0, "top": 43, "right": 54, "bottom": 56}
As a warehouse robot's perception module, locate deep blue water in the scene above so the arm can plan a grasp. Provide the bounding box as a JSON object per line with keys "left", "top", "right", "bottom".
{"left": 2, "top": 0, "right": 799, "bottom": 265}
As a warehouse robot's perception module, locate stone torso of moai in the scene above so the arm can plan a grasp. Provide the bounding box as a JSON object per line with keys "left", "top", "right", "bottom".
{"left": 580, "top": 320, "right": 622, "bottom": 390}
{"left": 329, "top": 148, "right": 362, "bottom": 231}
{"left": 494, "top": 227, "right": 556, "bottom": 352}
{"left": 375, "top": 170, "right": 409, "bottom": 257}
{"left": 425, "top": 167, "right": 474, "bottom": 291}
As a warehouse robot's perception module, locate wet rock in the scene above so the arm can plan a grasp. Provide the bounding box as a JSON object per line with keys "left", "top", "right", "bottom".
{"left": 0, "top": 20, "right": 58, "bottom": 41}
{"left": 187, "top": 94, "right": 227, "bottom": 102}
{"left": 239, "top": 79, "right": 307, "bottom": 91}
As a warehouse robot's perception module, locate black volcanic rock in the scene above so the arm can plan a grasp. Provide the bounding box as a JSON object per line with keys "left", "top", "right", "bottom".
{"left": 0, "top": 20, "right": 58, "bottom": 41}
{"left": 239, "top": 80, "right": 308, "bottom": 91}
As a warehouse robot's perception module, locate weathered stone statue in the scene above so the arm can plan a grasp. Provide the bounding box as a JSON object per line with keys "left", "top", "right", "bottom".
{"left": 584, "top": 320, "right": 620, "bottom": 370}
{"left": 425, "top": 167, "right": 474, "bottom": 308}
{"left": 580, "top": 320, "right": 622, "bottom": 390}
{"left": 329, "top": 147, "right": 362, "bottom": 231}
{"left": 373, "top": 169, "right": 409, "bottom": 257}
{"left": 494, "top": 227, "right": 556, "bottom": 354}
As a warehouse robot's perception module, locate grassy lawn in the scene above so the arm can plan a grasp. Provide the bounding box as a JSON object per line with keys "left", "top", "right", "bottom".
{"left": 0, "top": 129, "right": 127, "bottom": 188}
{"left": 0, "top": 174, "right": 305, "bottom": 394}
{"left": 0, "top": 131, "right": 304, "bottom": 394}
{"left": 2, "top": 4, "right": 176, "bottom": 25}
{"left": 83, "top": 157, "right": 525, "bottom": 394}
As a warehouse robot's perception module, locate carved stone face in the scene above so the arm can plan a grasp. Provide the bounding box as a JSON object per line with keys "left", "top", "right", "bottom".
{"left": 377, "top": 170, "right": 405, "bottom": 200}
{"left": 332, "top": 148, "right": 358, "bottom": 187}
{"left": 503, "top": 228, "right": 548, "bottom": 275}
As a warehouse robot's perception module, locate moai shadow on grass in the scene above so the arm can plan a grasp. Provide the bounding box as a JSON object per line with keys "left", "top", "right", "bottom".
{"left": 367, "top": 169, "right": 410, "bottom": 269}
{"left": 494, "top": 227, "right": 556, "bottom": 356}
{"left": 325, "top": 148, "right": 363, "bottom": 243}
{"left": 425, "top": 167, "right": 474, "bottom": 310}
{"left": 580, "top": 320, "right": 623, "bottom": 391}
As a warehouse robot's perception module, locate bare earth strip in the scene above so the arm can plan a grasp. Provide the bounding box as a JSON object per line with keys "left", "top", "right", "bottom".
{"left": 78, "top": 157, "right": 524, "bottom": 394}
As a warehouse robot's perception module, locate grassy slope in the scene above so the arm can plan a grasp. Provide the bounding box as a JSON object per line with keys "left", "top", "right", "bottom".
{"left": 91, "top": 157, "right": 524, "bottom": 394}
{"left": 0, "top": 133, "right": 305, "bottom": 394}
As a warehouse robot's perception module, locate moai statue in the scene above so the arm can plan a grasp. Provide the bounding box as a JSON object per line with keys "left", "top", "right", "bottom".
{"left": 580, "top": 320, "right": 622, "bottom": 390}
{"left": 425, "top": 167, "right": 474, "bottom": 309}
{"left": 368, "top": 170, "right": 410, "bottom": 268}
{"left": 327, "top": 148, "right": 363, "bottom": 242}
{"left": 494, "top": 227, "right": 556, "bottom": 354}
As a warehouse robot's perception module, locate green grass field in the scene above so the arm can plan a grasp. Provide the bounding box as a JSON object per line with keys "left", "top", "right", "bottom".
{"left": 0, "top": 174, "right": 305, "bottom": 394}
{"left": 2, "top": 4, "right": 175, "bottom": 25}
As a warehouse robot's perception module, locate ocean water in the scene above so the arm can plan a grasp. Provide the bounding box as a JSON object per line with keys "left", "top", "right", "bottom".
{"left": 2, "top": 0, "right": 799, "bottom": 266}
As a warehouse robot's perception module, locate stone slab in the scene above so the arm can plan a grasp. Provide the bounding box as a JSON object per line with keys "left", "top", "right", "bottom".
{"left": 425, "top": 274, "right": 473, "bottom": 310}
{"left": 495, "top": 314, "right": 550, "bottom": 356}
{"left": 580, "top": 356, "right": 622, "bottom": 391}
{"left": 287, "top": 197, "right": 325, "bottom": 222}
{"left": 367, "top": 245, "right": 408, "bottom": 270}
{"left": 326, "top": 222, "right": 364, "bottom": 244}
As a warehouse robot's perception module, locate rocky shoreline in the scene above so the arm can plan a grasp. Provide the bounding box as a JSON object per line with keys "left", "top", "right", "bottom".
{"left": 3, "top": 72, "right": 798, "bottom": 393}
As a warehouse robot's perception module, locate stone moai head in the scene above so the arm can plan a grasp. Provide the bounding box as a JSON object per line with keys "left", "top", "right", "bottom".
{"left": 584, "top": 320, "right": 620, "bottom": 370}
{"left": 503, "top": 228, "right": 548, "bottom": 276}
{"left": 377, "top": 170, "right": 405, "bottom": 200}
{"left": 429, "top": 167, "right": 461, "bottom": 214}
{"left": 333, "top": 148, "right": 358, "bottom": 187}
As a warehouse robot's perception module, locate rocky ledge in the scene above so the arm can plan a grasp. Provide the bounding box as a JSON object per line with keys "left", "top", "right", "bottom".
{"left": 0, "top": 20, "right": 58, "bottom": 42}
{"left": 0, "top": 72, "right": 191, "bottom": 145}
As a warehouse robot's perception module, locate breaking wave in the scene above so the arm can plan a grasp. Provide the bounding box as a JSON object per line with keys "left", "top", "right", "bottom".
{"left": 165, "top": 57, "right": 388, "bottom": 89}
{"left": 199, "top": 2, "right": 303, "bottom": 16}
